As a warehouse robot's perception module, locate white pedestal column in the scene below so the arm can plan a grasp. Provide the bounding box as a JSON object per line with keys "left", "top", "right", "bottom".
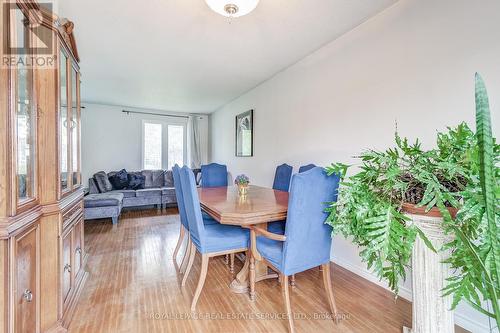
{"left": 403, "top": 213, "right": 454, "bottom": 333}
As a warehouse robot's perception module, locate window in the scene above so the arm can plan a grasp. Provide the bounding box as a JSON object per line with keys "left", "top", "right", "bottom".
{"left": 167, "top": 125, "right": 184, "bottom": 169}
{"left": 143, "top": 122, "right": 162, "bottom": 169}
{"left": 143, "top": 121, "right": 186, "bottom": 170}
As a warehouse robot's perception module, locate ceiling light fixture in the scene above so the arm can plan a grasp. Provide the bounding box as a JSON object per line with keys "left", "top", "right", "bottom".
{"left": 205, "top": 0, "right": 259, "bottom": 18}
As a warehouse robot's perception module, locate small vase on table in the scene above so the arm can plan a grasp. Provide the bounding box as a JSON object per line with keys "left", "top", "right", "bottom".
{"left": 234, "top": 174, "right": 250, "bottom": 197}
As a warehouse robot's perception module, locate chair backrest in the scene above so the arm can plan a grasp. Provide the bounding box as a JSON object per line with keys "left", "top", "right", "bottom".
{"left": 298, "top": 163, "right": 316, "bottom": 173}
{"left": 281, "top": 167, "right": 340, "bottom": 276}
{"left": 179, "top": 166, "right": 206, "bottom": 248}
{"left": 172, "top": 165, "right": 189, "bottom": 230}
{"left": 201, "top": 163, "right": 228, "bottom": 188}
{"left": 272, "top": 163, "right": 293, "bottom": 192}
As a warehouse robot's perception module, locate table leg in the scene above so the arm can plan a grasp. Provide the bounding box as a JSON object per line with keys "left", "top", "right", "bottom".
{"left": 230, "top": 252, "right": 272, "bottom": 293}
{"left": 229, "top": 223, "right": 279, "bottom": 294}
{"left": 229, "top": 251, "right": 251, "bottom": 293}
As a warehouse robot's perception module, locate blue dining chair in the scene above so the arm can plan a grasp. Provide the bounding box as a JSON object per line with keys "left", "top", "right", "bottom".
{"left": 172, "top": 165, "right": 217, "bottom": 275}
{"left": 272, "top": 163, "right": 293, "bottom": 192}
{"left": 179, "top": 166, "right": 249, "bottom": 311}
{"left": 201, "top": 163, "right": 228, "bottom": 187}
{"left": 249, "top": 167, "right": 341, "bottom": 333}
{"left": 298, "top": 163, "right": 316, "bottom": 173}
{"left": 268, "top": 164, "right": 293, "bottom": 234}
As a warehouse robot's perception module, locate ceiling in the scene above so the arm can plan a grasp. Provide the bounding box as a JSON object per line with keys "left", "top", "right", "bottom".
{"left": 58, "top": 0, "right": 397, "bottom": 113}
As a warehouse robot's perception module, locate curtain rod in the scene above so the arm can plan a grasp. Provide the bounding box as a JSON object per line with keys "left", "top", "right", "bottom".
{"left": 122, "top": 109, "right": 197, "bottom": 119}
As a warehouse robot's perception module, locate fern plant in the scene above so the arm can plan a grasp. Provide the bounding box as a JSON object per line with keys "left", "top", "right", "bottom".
{"left": 326, "top": 73, "right": 499, "bottom": 329}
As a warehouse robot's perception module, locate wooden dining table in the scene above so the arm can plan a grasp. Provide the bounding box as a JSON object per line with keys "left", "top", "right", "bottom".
{"left": 198, "top": 185, "right": 289, "bottom": 293}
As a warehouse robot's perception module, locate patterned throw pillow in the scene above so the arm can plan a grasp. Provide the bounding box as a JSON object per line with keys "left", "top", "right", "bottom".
{"left": 93, "top": 171, "right": 113, "bottom": 193}
{"left": 127, "top": 172, "right": 145, "bottom": 190}
{"left": 109, "top": 169, "right": 129, "bottom": 190}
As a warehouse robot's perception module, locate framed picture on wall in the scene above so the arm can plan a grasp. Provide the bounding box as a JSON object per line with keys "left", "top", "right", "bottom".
{"left": 235, "top": 110, "right": 253, "bottom": 157}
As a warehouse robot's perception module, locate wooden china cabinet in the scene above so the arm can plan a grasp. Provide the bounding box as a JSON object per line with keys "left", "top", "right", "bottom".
{"left": 0, "top": 1, "right": 87, "bottom": 332}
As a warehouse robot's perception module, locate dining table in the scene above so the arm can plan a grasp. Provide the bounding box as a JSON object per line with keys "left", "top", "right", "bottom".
{"left": 198, "top": 185, "right": 289, "bottom": 294}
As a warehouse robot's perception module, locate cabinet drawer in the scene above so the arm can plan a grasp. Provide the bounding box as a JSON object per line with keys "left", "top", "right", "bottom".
{"left": 62, "top": 201, "right": 83, "bottom": 231}
{"left": 62, "top": 230, "right": 73, "bottom": 306}
{"left": 14, "top": 223, "right": 39, "bottom": 333}
{"left": 73, "top": 218, "right": 83, "bottom": 275}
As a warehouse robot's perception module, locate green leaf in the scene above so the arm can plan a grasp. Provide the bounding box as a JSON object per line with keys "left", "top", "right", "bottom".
{"left": 415, "top": 227, "right": 437, "bottom": 253}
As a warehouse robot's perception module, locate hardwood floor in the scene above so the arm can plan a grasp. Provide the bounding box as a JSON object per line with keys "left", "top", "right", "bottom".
{"left": 69, "top": 208, "right": 469, "bottom": 333}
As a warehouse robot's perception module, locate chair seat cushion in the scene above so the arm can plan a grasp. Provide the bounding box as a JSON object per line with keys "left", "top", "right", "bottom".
{"left": 268, "top": 221, "right": 285, "bottom": 234}
{"left": 109, "top": 189, "right": 136, "bottom": 198}
{"left": 256, "top": 236, "right": 284, "bottom": 271}
{"left": 84, "top": 193, "right": 123, "bottom": 208}
{"left": 195, "top": 224, "right": 249, "bottom": 254}
{"left": 135, "top": 188, "right": 162, "bottom": 197}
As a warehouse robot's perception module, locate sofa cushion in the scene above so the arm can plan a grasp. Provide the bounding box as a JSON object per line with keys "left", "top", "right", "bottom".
{"left": 109, "top": 169, "right": 129, "bottom": 190}
{"left": 84, "top": 193, "right": 124, "bottom": 208}
{"left": 93, "top": 171, "right": 113, "bottom": 193}
{"left": 127, "top": 172, "right": 145, "bottom": 190}
{"left": 136, "top": 188, "right": 162, "bottom": 197}
{"left": 109, "top": 189, "right": 136, "bottom": 198}
{"left": 161, "top": 187, "right": 175, "bottom": 196}
{"left": 164, "top": 170, "right": 174, "bottom": 187}
{"left": 151, "top": 170, "right": 165, "bottom": 188}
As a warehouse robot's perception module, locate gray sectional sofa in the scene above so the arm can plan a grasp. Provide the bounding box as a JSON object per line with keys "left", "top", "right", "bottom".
{"left": 84, "top": 169, "right": 177, "bottom": 224}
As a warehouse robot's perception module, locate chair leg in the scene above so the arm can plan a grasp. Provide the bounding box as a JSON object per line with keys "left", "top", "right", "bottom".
{"left": 181, "top": 242, "right": 196, "bottom": 286}
{"left": 179, "top": 236, "right": 191, "bottom": 274}
{"left": 249, "top": 254, "right": 255, "bottom": 301}
{"left": 191, "top": 254, "right": 209, "bottom": 311}
{"left": 173, "top": 225, "right": 185, "bottom": 261}
{"left": 281, "top": 275, "right": 295, "bottom": 333}
{"left": 230, "top": 253, "right": 235, "bottom": 273}
{"left": 321, "top": 263, "right": 338, "bottom": 322}
{"left": 290, "top": 274, "right": 296, "bottom": 287}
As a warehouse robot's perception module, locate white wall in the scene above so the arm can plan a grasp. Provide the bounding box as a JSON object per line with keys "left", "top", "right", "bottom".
{"left": 210, "top": 0, "right": 500, "bottom": 332}
{"left": 81, "top": 103, "right": 209, "bottom": 183}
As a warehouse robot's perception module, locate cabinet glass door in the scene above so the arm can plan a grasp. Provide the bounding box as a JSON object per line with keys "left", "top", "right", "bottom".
{"left": 13, "top": 6, "right": 36, "bottom": 203}
{"left": 60, "top": 49, "right": 70, "bottom": 192}
{"left": 71, "top": 67, "right": 80, "bottom": 188}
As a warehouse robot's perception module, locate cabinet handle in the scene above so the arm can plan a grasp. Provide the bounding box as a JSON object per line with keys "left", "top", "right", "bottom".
{"left": 76, "top": 247, "right": 82, "bottom": 254}
{"left": 64, "top": 264, "right": 71, "bottom": 273}
{"left": 23, "top": 289, "right": 33, "bottom": 303}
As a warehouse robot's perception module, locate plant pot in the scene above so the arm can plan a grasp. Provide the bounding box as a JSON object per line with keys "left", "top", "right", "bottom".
{"left": 237, "top": 184, "right": 248, "bottom": 196}
{"left": 402, "top": 203, "right": 456, "bottom": 333}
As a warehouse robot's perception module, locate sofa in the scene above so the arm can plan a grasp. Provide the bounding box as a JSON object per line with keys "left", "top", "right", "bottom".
{"left": 84, "top": 168, "right": 202, "bottom": 224}
{"left": 84, "top": 169, "right": 177, "bottom": 224}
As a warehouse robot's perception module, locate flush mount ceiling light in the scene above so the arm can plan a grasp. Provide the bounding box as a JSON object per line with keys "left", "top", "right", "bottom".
{"left": 205, "top": 0, "right": 260, "bottom": 18}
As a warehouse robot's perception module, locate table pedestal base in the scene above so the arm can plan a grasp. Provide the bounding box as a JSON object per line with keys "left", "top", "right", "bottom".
{"left": 229, "top": 251, "right": 278, "bottom": 294}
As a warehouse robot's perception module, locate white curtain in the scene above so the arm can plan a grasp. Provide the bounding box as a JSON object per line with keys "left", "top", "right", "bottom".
{"left": 188, "top": 115, "right": 202, "bottom": 168}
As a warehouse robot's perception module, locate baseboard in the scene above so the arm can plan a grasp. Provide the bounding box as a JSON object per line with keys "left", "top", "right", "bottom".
{"left": 331, "top": 257, "right": 494, "bottom": 333}
{"left": 332, "top": 256, "right": 412, "bottom": 301}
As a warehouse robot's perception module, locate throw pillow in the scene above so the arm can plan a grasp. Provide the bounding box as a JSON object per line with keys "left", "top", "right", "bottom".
{"left": 93, "top": 171, "right": 113, "bottom": 193}
{"left": 109, "top": 169, "right": 129, "bottom": 190}
{"left": 127, "top": 172, "right": 145, "bottom": 190}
